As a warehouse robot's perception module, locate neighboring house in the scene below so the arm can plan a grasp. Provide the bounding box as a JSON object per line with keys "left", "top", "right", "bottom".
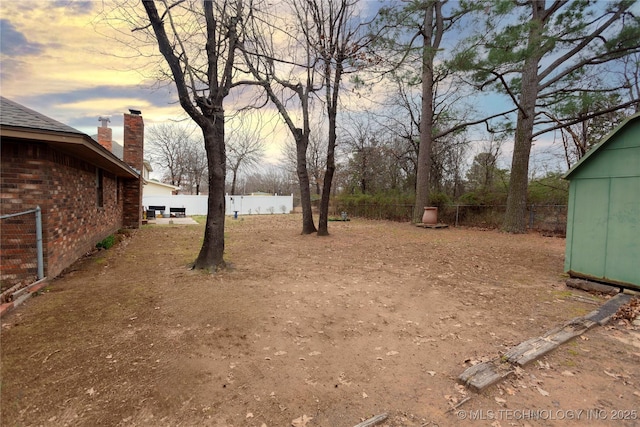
{"left": 563, "top": 112, "right": 640, "bottom": 289}
{"left": 141, "top": 156, "right": 180, "bottom": 196}
{"left": 93, "top": 121, "right": 173, "bottom": 198}
{"left": 0, "top": 97, "right": 145, "bottom": 287}
{"left": 144, "top": 179, "right": 179, "bottom": 197}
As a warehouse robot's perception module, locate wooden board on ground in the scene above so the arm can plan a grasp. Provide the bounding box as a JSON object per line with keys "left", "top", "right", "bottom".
{"left": 458, "top": 360, "right": 513, "bottom": 392}
{"left": 415, "top": 223, "right": 449, "bottom": 229}
{"left": 459, "top": 293, "right": 634, "bottom": 391}
{"left": 505, "top": 318, "right": 595, "bottom": 366}
{"left": 584, "top": 293, "right": 633, "bottom": 325}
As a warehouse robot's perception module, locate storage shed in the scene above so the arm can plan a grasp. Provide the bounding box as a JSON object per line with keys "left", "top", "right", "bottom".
{"left": 563, "top": 112, "right": 640, "bottom": 290}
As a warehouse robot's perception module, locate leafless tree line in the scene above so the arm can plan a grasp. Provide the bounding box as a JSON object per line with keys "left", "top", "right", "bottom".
{"left": 102, "top": 0, "right": 639, "bottom": 270}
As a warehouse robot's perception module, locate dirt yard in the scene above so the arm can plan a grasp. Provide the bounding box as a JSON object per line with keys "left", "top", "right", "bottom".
{"left": 1, "top": 214, "right": 639, "bottom": 427}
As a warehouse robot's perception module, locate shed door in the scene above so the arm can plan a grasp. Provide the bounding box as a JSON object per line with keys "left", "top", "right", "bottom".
{"left": 605, "top": 177, "right": 640, "bottom": 285}
{"left": 568, "top": 179, "right": 609, "bottom": 277}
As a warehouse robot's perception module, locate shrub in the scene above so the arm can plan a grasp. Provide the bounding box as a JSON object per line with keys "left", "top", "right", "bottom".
{"left": 96, "top": 234, "right": 116, "bottom": 250}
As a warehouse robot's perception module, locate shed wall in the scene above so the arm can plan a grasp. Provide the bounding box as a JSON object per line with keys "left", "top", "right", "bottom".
{"left": 564, "top": 120, "right": 640, "bottom": 288}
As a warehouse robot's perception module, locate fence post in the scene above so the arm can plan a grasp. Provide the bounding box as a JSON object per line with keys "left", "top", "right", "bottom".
{"left": 528, "top": 204, "right": 535, "bottom": 229}
{"left": 455, "top": 205, "right": 459, "bottom": 227}
{"left": 35, "top": 206, "right": 44, "bottom": 280}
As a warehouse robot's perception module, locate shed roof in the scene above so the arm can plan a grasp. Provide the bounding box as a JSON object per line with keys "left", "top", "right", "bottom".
{"left": 0, "top": 97, "right": 138, "bottom": 179}
{"left": 563, "top": 112, "right": 640, "bottom": 180}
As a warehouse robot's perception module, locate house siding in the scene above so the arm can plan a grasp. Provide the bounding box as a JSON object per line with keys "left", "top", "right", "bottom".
{"left": 1, "top": 140, "right": 124, "bottom": 285}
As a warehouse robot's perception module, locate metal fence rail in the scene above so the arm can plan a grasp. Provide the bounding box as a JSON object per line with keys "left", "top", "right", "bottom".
{"left": 0, "top": 206, "right": 44, "bottom": 292}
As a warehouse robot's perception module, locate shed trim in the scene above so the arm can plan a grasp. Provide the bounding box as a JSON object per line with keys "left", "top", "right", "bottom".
{"left": 563, "top": 112, "right": 640, "bottom": 180}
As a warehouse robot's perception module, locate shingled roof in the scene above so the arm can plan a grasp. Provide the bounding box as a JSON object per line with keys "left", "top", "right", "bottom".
{"left": 0, "top": 96, "right": 84, "bottom": 135}
{"left": 0, "top": 97, "right": 138, "bottom": 178}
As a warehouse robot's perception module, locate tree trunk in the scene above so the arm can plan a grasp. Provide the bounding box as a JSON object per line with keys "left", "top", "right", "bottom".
{"left": 317, "top": 117, "right": 336, "bottom": 236}
{"left": 230, "top": 165, "right": 239, "bottom": 195}
{"left": 317, "top": 61, "right": 341, "bottom": 236}
{"left": 413, "top": 3, "right": 436, "bottom": 223}
{"left": 194, "top": 111, "right": 226, "bottom": 271}
{"left": 296, "top": 129, "right": 318, "bottom": 234}
{"left": 503, "top": 3, "right": 544, "bottom": 233}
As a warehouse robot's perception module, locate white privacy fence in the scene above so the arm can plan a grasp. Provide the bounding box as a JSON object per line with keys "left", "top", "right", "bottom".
{"left": 142, "top": 194, "right": 294, "bottom": 216}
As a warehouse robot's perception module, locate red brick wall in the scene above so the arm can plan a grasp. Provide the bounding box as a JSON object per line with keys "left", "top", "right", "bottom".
{"left": 1, "top": 140, "right": 125, "bottom": 285}
{"left": 0, "top": 210, "right": 38, "bottom": 288}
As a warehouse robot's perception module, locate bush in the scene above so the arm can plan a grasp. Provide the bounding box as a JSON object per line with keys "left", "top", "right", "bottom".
{"left": 333, "top": 191, "right": 415, "bottom": 221}
{"left": 96, "top": 234, "right": 116, "bottom": 250}
{"left": 428, "top": 191, "right": 451, "bottom": 209}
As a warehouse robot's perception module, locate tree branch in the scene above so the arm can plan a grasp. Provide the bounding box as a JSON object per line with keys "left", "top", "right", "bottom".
{"left": 532, "top": 98, "right": 639, "bottom": 138}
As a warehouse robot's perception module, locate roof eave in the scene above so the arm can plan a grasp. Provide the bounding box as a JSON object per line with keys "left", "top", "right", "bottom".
{"left": 563, "top": 112, "right": 640, "bottom": 180}
{"left": 0, "top": 125, "right": 139, "bottom": 179}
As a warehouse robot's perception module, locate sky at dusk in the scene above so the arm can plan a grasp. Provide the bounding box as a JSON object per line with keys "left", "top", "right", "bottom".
{"left": 0, "top": 1, "right": 511, "bottom": 171}
{"left": 0, "top": 1, "right": 388, "bottom": 167}
{"left": 0, "top": 1, "right": 193, "bottom": 151}
{"left": 3, "top": 1, "right": 629, "bottom": 175}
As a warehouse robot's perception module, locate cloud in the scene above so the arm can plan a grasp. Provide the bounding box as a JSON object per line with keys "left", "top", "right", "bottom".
{"left": 21, "top": 84, "right": 177, "bottom": 110}
{"left": 0, "top": 19, "right": 45, "bottom": 56}
{"left": 51, "top": 1, "right": 96, "bottom": 15}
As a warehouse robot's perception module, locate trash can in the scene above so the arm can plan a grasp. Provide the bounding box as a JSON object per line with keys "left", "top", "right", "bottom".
{"left": 234, "top": 211, "right": 239, "bottom": 219}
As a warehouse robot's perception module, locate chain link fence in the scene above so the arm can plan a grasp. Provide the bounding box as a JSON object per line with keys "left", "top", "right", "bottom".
{"left": 332, "top": 202, "right": 567, "bottom": 235}
{"left": 1, "top": 207, "right": 44, "bottom": 295}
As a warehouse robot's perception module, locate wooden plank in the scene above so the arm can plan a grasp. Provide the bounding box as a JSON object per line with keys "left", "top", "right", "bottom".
{"left": 459, "top": 290, "right": 633, "bottom": 391}
{"left": 415, "top": 223, "right": 449, "bottom": 229}
{"left": 566, "top": 278, "right": 620, "bottom": 295}
{"left": 505, "top": 317, "right": 597, "bottom": 366}
{"left": 585, "top": 293, "right": 632, "bottom": 325}
{"left": 505, "top": 337, "right": 558, "bottom": 366}
{"left": 458, "top": 361, "right": 513, "bottom": 391}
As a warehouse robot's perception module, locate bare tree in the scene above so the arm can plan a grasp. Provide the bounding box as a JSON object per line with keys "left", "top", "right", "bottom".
{"left": 618, "top": 51, "right": 640, "bottom": 113}
{"left": 226, "top": 114, "right": 265, "bottom": 195}
{"left": 243, "top": 164, "right": 294, "bottom": 195}
{"left": 146, "top": 123, "right": 191, "bottom": 188}
{"left": 137, "top": 0, "right": 256, "bottom": 270}
{"left": 303, "top": 0, "right": 381, "bottom": 236}
{"left": 184, "top": 136, "right": 208, "bottom": 194}
{"left": 282, "top": 124, "right": 327, "bottom": 196}
{"left": 241, "top": 1, "right": 320, "bottom": 234}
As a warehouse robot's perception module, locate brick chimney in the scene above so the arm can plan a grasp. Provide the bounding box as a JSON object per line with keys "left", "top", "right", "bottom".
{"left": 97, "top": 116, "right": 112, "bottom": 151}
{"left": 123, "top": 109, "right": 144, "bottom": 172}
{"left": 122, "top": 109, "right": 144, "bottom": 228}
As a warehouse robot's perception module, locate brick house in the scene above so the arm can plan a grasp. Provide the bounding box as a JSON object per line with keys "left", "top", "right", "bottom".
{"left": 0, "top": 97, "right": 144, "bottom": 288}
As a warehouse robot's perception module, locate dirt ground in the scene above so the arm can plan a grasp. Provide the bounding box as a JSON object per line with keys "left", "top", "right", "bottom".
{"left": 1, "top": 214, "right": 639, "bottom": 427}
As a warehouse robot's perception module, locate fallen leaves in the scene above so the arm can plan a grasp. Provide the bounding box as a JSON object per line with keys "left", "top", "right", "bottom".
{"left": 612, "top": 297, "right": 640, "bottom": 322}
{"left": 291, "top": 414, "right": 312, "bottom": 427}
{"left": 537, "top": 387, "right": 550, "bottom": 397}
